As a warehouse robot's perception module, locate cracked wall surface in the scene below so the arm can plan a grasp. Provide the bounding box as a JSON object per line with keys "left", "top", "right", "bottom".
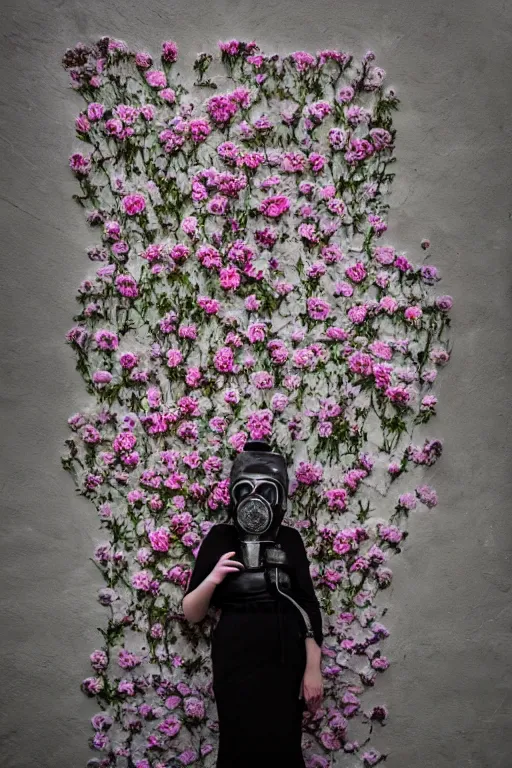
{"left": 0, "top": 1, "right": 511, "bottom": 766}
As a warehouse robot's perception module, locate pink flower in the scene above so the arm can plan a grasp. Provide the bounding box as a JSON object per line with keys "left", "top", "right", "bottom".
{"left": 207, "top": 194, "right": 229, "bottom": 215}
{"left": 160, "top": 88, "right": 176, "bottom": 103}
{"left": 327, "top": 198, "right": 347, "bottom": 216}
{"left": 298, "top": 223, "right": 319, "bottom": 243}
{"left": 369, "top": 340, "right": 393, "bottom": 360}
{"left": 309, "top": 152, "right": 326, "bottom": 173}
{"left": 229, "top": 431, "right": 248, "bottom": 451}
{"left": 246, "top": 322, "right": 267, "bottom": 343}
{"left": 325, "top": 326, "right": 348, "bottom": 341}
{"left": 149, "top": 527, "right": 170, "bottom": 552}
{"left": 192, "top": 181, "right": 208, "bottom": 202}
{"left": 214, "top": 346, "right": 235, "bottom": 373}
{"left": 325, "top": 488, "right": 348, "bottom": 510}
{"left": 132, "top": 570, "right": 152, "bottom": 591}
{"left": 271, "top": 393, "right": 289, "bottom": 412}
{"left": 245, "top": 294, "right": 261, "bottom": 311}
{"left": 208, "top": 416, "right": 227, "bottom": 434}
{"left": 281, "top": 151, "right": 307, "bottom": 173}
{"left": 206, "top": 94, "right": 239, "bottom": 125}
{"left": 162, "top": 40, "right": 179, "bottom": 63}
{"left": 219, "top": 266, "right": 241, "bottom": 290}
{"left": 307, "top": 100, "right": 332, "bottom": 123}
{"left": 247, "top": 408, "right": 273, "bottom": 440}
{"left": 291, "top": 51, "right": 317, "bottom": 72}
{"left": 292, "top": 348, "right": 315, "bottom": 369}
{"left": 145, "top": 70, "right": 167, "bottom": 88}
{"left": 435, "top": 295, "right": 453, "bottom": 311}
{"left": 345, "top": 262, "right": 367, "bottom": 283}
{"left": 185, "top": 367, "right": 202, "bottom": 387}
{"left": 404, "top": 305, "right": 423, "bottom": 322}
{"left": 371, "top": 656, "right": 390, "bottom": 671}
{"left": 217, "top": 141, "right": 240, "bottom": 162}
{"left": 115, "top": 274, "right": 139, "bottom": 298}
{"left": 329, "top": 128, "right": 348, "bottom": 149}
{"left": 307, "top": 297, "right": 331, "bottom": 320}
{"left": 252, "top": 371, "right": 274, "bottom": 389}
{"left": 380, "top": 295, "right": 398, "bottom": 314}
{"left": 181, "top": 216, "right": 198, "bottom": 236}
{"left": 370, "top": 127, "right": 392, "bottom": 150}
{"left": 347, "top": 305, "right": 368, "bottom": 324}
{"left": 224, "top": 389, "right": 240, "bottom": 405}
{"left": 166, "top": 348, "right": 183, "bottom": 367}
{"left": 334, "top": 280, "right": 353, "bottom": 297}
{"left": 197, "top": 296, "right": 221, "bottom": 314}
{"left": 122, "top": 193, "right": 146, "bottom": 216}
{"left": 197, "top": 244, "right": 221, "bottom": 269}
{"left": 296, "top": 461, "right": 323, "bottom": 485}
{"left": 268, "top": 340, "right": 289, "bottom": 364}
{"left": 255, "top": 227, "right": 278, "bottom": 248}
{"left": 219, "top": 39, "right": 240, "bottom": 55}
{"left": 259, "top": 195, "right": 291, "bottom": 218}
{"left": 322, "top": 244, "right": 344, "bottom": 263}
{"left": 158, "top": 715, "right": 181, "bottom": 737}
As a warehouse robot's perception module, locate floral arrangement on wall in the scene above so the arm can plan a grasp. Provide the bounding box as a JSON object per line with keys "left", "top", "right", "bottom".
{"left": 60, "top": 35, "right": 452, "bottom": 768}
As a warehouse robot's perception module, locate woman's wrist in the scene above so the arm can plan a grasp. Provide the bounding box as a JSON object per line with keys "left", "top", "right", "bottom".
{"left": 182, "top": 575, "right": 217, "bottom": 622}
{"left": 305, "top": 637, "right": 322, "bottom": 670}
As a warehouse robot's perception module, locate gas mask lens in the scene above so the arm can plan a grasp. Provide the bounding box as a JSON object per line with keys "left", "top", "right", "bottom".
{"left": 254, "top": 481, "right": 280, "bottom": 506}
{"left": 231, "top": 480, "right": 254, "bottom": 504}
{"left": 231, "top": 479, "right": 281, "bottom": 507}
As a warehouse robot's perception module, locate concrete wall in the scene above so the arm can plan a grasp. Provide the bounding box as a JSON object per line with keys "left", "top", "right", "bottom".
{"left": 1, "top": 1, "right": 511, "bottom": 766}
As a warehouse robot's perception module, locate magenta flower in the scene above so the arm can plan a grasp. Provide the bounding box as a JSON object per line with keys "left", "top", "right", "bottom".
{"left": 259, "top": 194, "right": 291, "bottom": 218}
{"left": 122, "top": 193, "right": 146, "bottom": 216}
{"left": 206, "top": 93, "right": 239, "bottom": 125}
{"left": 162, "top": 40, "right": 179, "bottom": 63}
{"left": 291, "top": 50, "right": 317, "bottom": 72}
{"left": 145, "top": 69, "right": 167, "bottom": 88}
{"left": 214, "top": 346, "right": 235, "bottom": 373}
{"left": 149, "top": 527, "right": 170, "bottom": 551}
{"left": 307, "top": 297, "right": 331, "bottom": 320}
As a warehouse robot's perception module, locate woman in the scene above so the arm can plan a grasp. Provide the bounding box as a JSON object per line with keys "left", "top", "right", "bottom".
{"left": 182, "top": 441, "right": 324, "bottom": 768}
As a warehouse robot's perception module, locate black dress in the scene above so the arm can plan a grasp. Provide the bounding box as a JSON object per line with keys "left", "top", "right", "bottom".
{"left": 184, "top": 522, "right": 324, "bottom": 768}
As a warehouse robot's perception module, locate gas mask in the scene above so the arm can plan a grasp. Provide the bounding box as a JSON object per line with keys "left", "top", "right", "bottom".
{"left": 223, "top": 440, "right": 315, "bottom": 639}
{"left": 228, "top": 439, "right": 288, "bottom": 570}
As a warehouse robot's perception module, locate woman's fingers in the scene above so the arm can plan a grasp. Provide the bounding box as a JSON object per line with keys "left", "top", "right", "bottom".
{"left": 218, "top": 552, "right": 245, "bottom": 568}
{"left": 304, "top": 684, "right": 323, "bottom": 711}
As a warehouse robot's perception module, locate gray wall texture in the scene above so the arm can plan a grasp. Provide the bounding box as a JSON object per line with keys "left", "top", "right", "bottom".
{"left": 1, "top": 1, "right": 511, "bottom": 766}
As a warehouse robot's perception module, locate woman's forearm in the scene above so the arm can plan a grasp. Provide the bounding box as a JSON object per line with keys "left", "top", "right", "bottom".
{"left": 305, "top": 636, "right": 322, "bottom": 670}
{"left": 182, "top": 575, "right": 217, "bottom": 623}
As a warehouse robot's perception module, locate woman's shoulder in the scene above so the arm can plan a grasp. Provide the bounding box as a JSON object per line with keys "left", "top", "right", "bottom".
{"left": 206, "top": 521, "right": 236, "bottom": 537}
{"left": 278, "top": 523, "right": 302, "bottom": 540}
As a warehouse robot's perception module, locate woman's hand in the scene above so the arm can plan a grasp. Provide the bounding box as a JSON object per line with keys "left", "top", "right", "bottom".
{"left": 300, "top": 666, "right": 323, "bottom": 712}
{"left": 205, "top": 551, "right": 244, "bottom": 586}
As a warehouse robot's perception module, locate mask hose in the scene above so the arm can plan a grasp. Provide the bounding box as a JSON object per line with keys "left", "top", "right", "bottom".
{"left": 274, "top": 567, "right": 314, "bottom": 649}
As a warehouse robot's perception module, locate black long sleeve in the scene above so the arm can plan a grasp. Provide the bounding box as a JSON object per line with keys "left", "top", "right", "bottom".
{"left": 286, "top": 526, "right": 324, "bottom": 647}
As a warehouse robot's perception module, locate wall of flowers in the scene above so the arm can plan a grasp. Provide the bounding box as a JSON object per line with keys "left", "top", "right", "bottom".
{"left": 60, "top": 35, "right": 452, "bottom": 768}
